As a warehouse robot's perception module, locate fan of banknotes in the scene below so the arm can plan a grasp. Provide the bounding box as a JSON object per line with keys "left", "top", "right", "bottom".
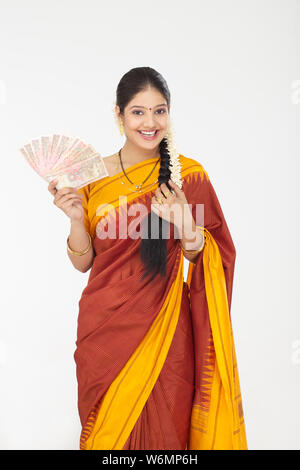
{"left": 19, "top": 134, "right": 109, "bottom": 189}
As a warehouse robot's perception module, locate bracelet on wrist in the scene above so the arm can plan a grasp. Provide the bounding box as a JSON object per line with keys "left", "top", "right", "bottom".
{"left": 67, "top": 232, "right": 92, "bottom": 256}
{"left": 180, "top": 225, "right": 205, "bottom": 254}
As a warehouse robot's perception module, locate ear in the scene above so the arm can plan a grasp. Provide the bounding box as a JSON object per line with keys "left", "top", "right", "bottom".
{"left": 115, "top": 104, "right": 121, "bottom": 119}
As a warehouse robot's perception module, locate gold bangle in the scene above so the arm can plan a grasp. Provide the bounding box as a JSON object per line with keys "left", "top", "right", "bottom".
{"left": 180, "top": 226, "right": 205, "bottom": 254}
{"left": 67, "top": 232, "right": 92, "bottom": 256}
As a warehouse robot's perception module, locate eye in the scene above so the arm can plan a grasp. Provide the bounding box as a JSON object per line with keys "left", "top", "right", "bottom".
{"left": 132, "top": 108, "right": 166, "bottom": 115}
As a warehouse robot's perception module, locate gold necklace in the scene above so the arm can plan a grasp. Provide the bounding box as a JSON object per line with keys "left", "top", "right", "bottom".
{"left": 118, "top": 175, "right": 159, "bottom": 194}
{"left": 117, "top": 148, "right": 161, "bottom": 194}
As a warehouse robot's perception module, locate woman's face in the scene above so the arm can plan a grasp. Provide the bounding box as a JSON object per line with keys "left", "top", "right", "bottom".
{"left": 116, "top": 87, "right": 169, "bottom": 151}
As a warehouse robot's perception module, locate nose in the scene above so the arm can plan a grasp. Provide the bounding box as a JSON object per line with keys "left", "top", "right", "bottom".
{"left": 144, "top": 110, "right": 158, "bottom": 126}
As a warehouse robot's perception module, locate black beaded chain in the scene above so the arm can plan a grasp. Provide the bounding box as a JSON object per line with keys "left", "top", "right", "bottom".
{"left": 118, "top": 148, "right": 161, "bottom": 192}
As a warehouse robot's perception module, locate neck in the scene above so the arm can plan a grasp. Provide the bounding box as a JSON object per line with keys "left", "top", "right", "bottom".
{"left": 120, "top": 139, "right": 160, "bottom": 165}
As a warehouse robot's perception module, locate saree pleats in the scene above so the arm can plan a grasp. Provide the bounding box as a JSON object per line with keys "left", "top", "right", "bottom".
{"left": 75, "top": 154, "right": 247, "bottom": 450}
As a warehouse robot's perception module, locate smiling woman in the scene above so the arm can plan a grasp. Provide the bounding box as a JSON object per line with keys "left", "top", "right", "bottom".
{"left": 72, "top": 66, "right": 247, "bottom": 450}
{"left": 117, "top": 92, "right": 169, "bottom": 165}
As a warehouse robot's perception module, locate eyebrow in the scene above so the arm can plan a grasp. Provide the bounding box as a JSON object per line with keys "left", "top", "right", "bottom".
{"left": 129, "top": 103, "right": 168, "bottom": 109}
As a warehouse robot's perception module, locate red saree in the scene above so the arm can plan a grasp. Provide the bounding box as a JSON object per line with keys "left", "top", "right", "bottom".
{"left": 75, "top": 154, "right": 247, "bottom": 450}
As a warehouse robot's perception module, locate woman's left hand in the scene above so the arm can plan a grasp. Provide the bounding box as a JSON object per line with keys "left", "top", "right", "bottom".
{"left": 151, "top": 179, "right": 192, "bottom": 230}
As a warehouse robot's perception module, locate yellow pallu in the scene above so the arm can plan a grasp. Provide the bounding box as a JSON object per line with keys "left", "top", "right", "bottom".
{"left": 187, "top": 228, "right": 247, "bottom": 449}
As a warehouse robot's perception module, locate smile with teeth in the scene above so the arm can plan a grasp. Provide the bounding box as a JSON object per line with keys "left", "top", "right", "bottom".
{"left": 138, "top": 130, "right": 158, "bottom": 136}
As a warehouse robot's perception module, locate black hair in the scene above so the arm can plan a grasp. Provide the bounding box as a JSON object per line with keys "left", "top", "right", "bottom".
{"left": 116, "top": 67, "right": 173, "bottom": 282}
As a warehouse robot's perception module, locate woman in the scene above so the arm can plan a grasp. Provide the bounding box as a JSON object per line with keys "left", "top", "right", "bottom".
{"left": 48, "top": 67, "right": 247, "bottom": 450}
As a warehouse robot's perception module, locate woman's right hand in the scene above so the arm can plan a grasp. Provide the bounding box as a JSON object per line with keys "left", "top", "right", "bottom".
{"left": 48, "top": 180, "right": 85, "bottom": 223}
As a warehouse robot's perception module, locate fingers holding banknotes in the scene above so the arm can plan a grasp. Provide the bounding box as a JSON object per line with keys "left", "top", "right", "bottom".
{"left": 48, "top": 179, "right": 84, "bottom": 222}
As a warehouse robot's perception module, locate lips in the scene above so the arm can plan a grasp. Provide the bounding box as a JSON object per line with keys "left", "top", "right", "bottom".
{"left": 137, "top": 130, "right": 159, "bottom": 140}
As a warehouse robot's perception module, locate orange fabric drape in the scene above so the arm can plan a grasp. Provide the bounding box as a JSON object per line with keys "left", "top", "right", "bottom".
{"left": 75, "top": 154, "right": 247, "bottom": 450}
{"left": 187, "top": 227, "right": 247, "bottom": 449}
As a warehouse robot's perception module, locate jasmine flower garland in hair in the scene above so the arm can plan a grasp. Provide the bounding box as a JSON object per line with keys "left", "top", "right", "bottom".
{"left": 165, "top": 120, "right": 183, "bottom": 191}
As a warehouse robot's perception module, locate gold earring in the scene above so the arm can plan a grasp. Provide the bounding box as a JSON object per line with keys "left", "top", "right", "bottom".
{"left": 119, "top": 120, "right": 124, "bottom": 136}
{"left": 112, "top": 101, "right": 125, "bottom": 137}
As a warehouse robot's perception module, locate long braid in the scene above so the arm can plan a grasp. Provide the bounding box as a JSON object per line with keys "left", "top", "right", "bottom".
{"left": 140, "top": 137, "right": 172, "bottom": 281}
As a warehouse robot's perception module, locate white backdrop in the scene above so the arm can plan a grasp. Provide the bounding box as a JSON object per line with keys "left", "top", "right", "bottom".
{"left": 0, "top": 0, "right": 299, "bottom": 450}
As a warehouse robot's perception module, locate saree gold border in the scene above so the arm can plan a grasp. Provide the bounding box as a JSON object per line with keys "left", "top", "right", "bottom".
{"left": 89, "top": 158, "right": 161, "bottom": 197}
{"left": 189, "top": 331, "right": 215, "bottom": 436}
{"left": 203, "top": 231, "right": 246, "bottom": 449}
{"left": 189, "top": 352, "right": 234, "bottom": 449}
{"left": 82, "top": 248, "right": 184, "bottom": 450}
{"left": 181, "top": 164, "right": 210, "bottom": 184}
{"left": 186, "top": 228, "right": 247, "bottom": 450}
{"left": 204, "top": 233, "right": 234, "bottom": 413}
{"left": 88, "top": 155, "right": 204, "bottom": 199}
